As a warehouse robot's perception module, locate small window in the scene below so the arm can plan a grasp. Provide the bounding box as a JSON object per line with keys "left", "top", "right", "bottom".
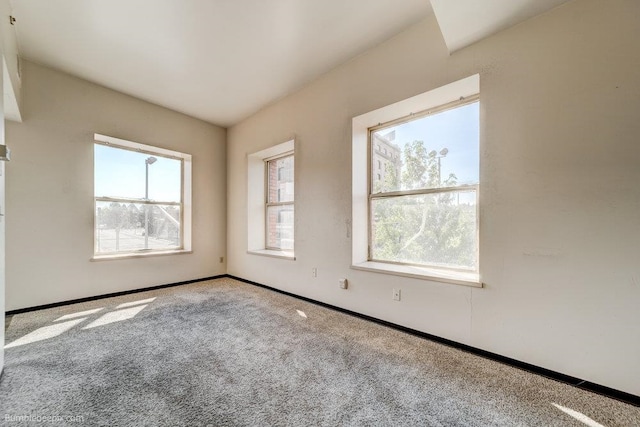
{"left": 93, "top": 134, "right": 191, "bottom": 257}
{"left": 266, "top": 154, "right": 294, "bottom": 251}
{"left": 247, "top": 140, "right": 294, "bottom": 259}
{"left": 369, "top": 98, "right": 479, "bottom": 271}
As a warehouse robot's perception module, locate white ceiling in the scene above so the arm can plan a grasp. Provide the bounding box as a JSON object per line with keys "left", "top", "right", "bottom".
{"left": 11, "top": 0, "right": 432, "bottom": 127}
{"left": 11, "top": 0, "right": 574, "bottom": 127}
{"left": 430, "top": 0, "right": 572, "bottom": 53}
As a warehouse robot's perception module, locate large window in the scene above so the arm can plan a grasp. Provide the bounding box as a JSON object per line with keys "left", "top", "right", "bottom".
{"left": 352, "top": 75, "right": 480, "bottom": 286}
{"left": 266, "top": 154, "right": 294, "bottom": 250}
{"left": 93, "top": 134, "right": 192, "bottom": 257}
{"left": 369, "top": 98, "right": 479, "bottom": 271}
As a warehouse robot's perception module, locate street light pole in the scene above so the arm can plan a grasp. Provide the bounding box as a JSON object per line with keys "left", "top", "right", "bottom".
{"left": 436, "top": 147, "right": 448, "bottom": 185}
{"left": 144, "top": 156, "right": 157, "bottom": 249}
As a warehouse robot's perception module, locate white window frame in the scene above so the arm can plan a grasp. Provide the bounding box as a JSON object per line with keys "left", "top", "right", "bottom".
{"left": 247, "top": 139, "right": 295, "bottom": 260}
{"left": 368, "top": 96, "right": 480, "bottom": 271}
{"left": 265, "top": 153, "right": 294, "bottom": 251}
{"left": 351, "top": 75, "right": 482, "bottom": 287}
{"left": 92, "top": 133, "right": 192, "bottom": 260}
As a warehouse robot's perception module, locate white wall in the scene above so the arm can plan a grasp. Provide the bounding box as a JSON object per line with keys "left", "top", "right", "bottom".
{"left": 0, "top": 0, "right": 21, "bottom": 121}
{"left": 0, "top": 0, "right": 20, "bottom": 376}
{"left": 227, "top": 0, "right": 640, "bottom": 395}
{"left": 6, "top": 60, "right": 227, "bottom": 311}
{"left": 0, "top": 7, "right": 5, "bottom": 375}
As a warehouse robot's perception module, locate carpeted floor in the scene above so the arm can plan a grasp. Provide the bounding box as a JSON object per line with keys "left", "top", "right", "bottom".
{"left": 1, "top": 277, "right": 638, "bottom": 426}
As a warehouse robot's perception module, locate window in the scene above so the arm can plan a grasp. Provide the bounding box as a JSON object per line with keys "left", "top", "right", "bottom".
{"left": 247, "top": 139, "right": 295, "bottom": 259}
{"left": 266, "top": 154, "right": 294, "bottom": 250}
{"left": 351, "top": 75, "right": 481, "bottom": 286}
{"left": 93, "top": 134, "right": 192, "bottom": 258}
{"left": 369, "top": 98, "right": 479, "bottom": 271}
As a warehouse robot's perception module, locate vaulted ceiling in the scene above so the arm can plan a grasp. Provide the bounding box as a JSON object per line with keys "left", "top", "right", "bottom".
{"left": 10, "top": 0, "right": 571, "bottom": 127}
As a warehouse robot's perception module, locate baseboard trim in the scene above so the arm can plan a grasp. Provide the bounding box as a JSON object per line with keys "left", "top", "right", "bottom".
{"left": 228, "top": 274, "right": 640, "bottom": 407}
{"left": 5, "top": 275, "right": 226, "bottom": 315}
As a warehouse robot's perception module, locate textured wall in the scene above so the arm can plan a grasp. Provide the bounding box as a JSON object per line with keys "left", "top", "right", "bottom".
{"left": 6, "top": 61, "right": 227, "bottom": 311}
{"left": 227, "top": 0, "right": 640, "bottom": 395}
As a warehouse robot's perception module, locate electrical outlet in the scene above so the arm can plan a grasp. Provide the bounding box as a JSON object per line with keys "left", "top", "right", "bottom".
{"left": 219, "top": 256, "right": 224, "bottom": 263}
{"left": 339, "top": 278, "right": 348, "bottom": 289}
{"left": 393, "top": 288, "right": 401, "bottom": 301}
{"left": 312, "top": 268, "right": 317, "bottom": 278}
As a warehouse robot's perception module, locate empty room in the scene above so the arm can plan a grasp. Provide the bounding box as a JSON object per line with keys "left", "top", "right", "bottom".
{"left": 1, "top": 0, "right": 639, "bottom": 425}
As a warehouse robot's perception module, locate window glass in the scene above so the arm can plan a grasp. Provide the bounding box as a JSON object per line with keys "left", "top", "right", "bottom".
{"left": 94, "top": 143, "right": 184, "bottom": 255}
{"left": 369, "top": 100, "right": 479, "bottom": 271}
{"left": 267, "top": 155, "right": 294, "bottom": 203}
{"left": 371, "top": 102, "right": 479, "bottom": 194}
{"left": 371, "top": 190, "right": 477, "bottom": 269}
{"left": 95, "top": 144, "right": 181, "bottom": 202}
{"left": 266, "top": 154, "right": 294, "bottom": 251}
{"left": 266, "top": 205, "right": 294, "bottom": 250}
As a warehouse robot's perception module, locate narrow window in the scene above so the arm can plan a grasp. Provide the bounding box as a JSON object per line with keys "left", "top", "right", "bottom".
{"left": 266, "top": 154, "right": 294, "bottom": 251}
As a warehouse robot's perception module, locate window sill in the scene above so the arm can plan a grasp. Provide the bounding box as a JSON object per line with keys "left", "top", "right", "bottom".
{"left": 351, "top": 261, "right": 482, "bottom": 288}
{"left": 247, "top": 249, "right": 296, "bottom": 261}
{"left": 91, "top": 249, "right": 192, "bottom": 261}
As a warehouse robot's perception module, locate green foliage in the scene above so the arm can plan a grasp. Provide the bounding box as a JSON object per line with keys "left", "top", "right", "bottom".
{"left": 372, "top": 140, "right": 477, "bottom": 270}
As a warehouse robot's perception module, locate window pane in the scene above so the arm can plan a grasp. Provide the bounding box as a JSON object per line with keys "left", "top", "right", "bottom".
{"left": 95, "top": 201, "right": 181, "bottom": 254}
{"left": 267, "top": 155, "right": 294, "bottom": 203}
{"left": 95, "top": 144, "right": 182, "bottom": 203}
{"left": 371, "top": 101, "right": 479, "bottom": 193}
{"left": 266, "top": 205, "right": 294, "bottom": 250}
{"left": 371, "top": 190, "right": 477, "bottom": 270}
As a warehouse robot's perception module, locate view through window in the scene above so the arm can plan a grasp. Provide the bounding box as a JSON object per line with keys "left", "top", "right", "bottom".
{"left": 266, "top": 154, "right": 294, "bottom": 251}
{"left": 94, "top": 142, "right": 184, "bottom": 255}
{"left": 369, "top": 98, "right": 479, "bottom": 271}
